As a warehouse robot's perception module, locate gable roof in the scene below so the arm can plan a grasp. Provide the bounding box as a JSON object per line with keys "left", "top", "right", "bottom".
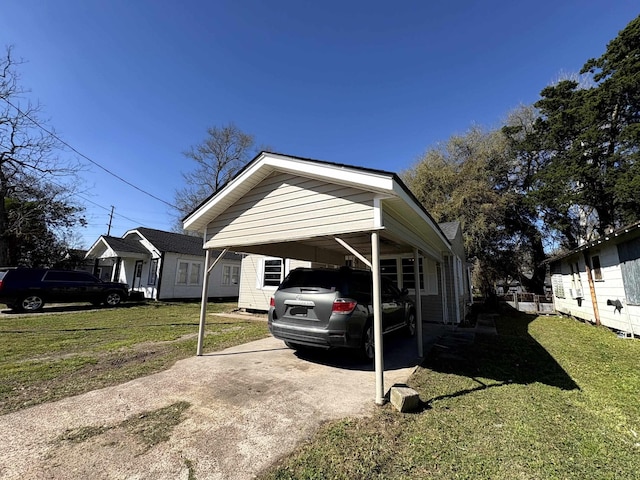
{"left": 127, "top": 227, "right": 206, "bottom": 256}
{"left": 127, "top": 227, "right": 242, "bottom": 260}
{"left": 85, "top": 227, "right": 242, "bottom": 261}
{"left": 182, "top": 151, "right": 456, "bottom": 263}
{"left": 184, "top": 152, "right": 450, "bottom": 243}
{"left": 438, "top": 221, "right": 461, "bottom": 241}
{"left": 101, "top": 235, "right": 150, "bottom": 255}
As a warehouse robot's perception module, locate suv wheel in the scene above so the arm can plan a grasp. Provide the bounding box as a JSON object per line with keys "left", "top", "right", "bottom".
{"left": 16, "top": 295, "right": 45, "bottom": 312}
{"left": 361, "top": 322, "right": 375, "bottom": 361}
{"left": 104, "top": 291, "right": 123, "bottom": 307}
{"left": 406, "top": 310, "right": 416, "bottom": 337}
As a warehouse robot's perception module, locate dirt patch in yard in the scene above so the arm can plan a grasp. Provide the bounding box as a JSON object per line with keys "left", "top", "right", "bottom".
{"left": 0, "top": 335, "right": 421, "bottom": 479}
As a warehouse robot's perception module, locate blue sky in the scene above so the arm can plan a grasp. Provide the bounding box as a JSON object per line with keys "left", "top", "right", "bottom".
{"left": 1, "top": 1, "right": 637, "bottom": 248}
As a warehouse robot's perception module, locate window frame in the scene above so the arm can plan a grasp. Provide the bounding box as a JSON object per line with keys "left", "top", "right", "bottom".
{"left": 259, "top": 257, "right": 284, "bottom": 290}
{"left": 379, "top": 256, "right": 438, "bottom": 295}
{"left": 222, "top": 264, "right": 240, "bottom": 286}
{"left": 591, "top": 254, "right": 603, "bottom": 281}
{"left": 175, "top": 260, "right": 203, "bottom": 286}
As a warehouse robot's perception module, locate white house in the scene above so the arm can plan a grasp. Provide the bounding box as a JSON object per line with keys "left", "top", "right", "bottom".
{"left": 85, "top": 227, "right": 242, "bottom": 301}
{"left": 548, "top": 221, "right": 640, "bottom": 336}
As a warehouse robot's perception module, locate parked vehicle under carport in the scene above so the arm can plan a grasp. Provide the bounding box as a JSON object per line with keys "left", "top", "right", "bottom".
{"left": 268, "top": 267, "right": 416, "bottom": 359}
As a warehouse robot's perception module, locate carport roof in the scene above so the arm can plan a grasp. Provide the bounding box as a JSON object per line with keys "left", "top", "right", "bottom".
{"left": 183, "top": 152, "right": 453, "bottom": 262}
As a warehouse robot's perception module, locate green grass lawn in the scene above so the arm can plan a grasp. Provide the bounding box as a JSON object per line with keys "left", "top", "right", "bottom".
{"left": 261, "top": 313, "right": 640, "bottom": 480}
{"left": 0, "top": 302, "right": 269, "bottom": 414}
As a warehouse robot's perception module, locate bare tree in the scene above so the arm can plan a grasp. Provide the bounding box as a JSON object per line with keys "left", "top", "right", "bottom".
{"left": 0, "top": 46, "right": 85, "bottom": 266}
{"left": 173, "top": 123, "right": 255, "bottom": 225}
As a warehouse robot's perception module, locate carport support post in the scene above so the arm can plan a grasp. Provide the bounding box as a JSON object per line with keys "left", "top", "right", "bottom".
{"left": 371, "top": 232, "right": 385, "bottom": 405}
{"left": 413, "top": 248, "right": 423, "bottom": 357}
{"left": 196, "top": 248, "right": 228, "bottom": 356}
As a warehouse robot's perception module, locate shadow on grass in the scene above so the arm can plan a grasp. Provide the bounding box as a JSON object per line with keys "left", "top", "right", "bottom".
{"left": 422, "top": 304, "right": 579, "bottom": 406}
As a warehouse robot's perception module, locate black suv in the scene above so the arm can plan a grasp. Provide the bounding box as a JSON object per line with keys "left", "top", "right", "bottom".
{"left": 0, "top": 268, "right": 129, "bottom": 312}
{"left": 268, "top": 267, "right": 415, "bottom": 359}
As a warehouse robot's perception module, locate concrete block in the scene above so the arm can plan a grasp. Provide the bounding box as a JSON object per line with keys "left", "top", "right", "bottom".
{"left": 390, "top": 385, "right": 420, "bottom": 413}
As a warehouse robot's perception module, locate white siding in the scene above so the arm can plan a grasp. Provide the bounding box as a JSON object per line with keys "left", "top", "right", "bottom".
{"left": 205, "top": 172, "right": 376, "bottom": 247}
{"left": 552, "top": 245, "right": 640, "bottom": 335}
{"left": 158, "top": 253, "right": 241, "bottom": 300}
{"left": 238, "top": 255, "right": 311, "bottom": 311}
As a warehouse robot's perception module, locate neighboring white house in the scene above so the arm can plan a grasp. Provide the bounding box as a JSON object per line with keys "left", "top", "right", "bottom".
{"left": 548, "top": 221, "right": 640, "bottom": 336}
{"left": 85, "top": 227, "right": 242, "bottom": 300}
{"left": 238, "top": 220, "right": 470, "bottom": 325}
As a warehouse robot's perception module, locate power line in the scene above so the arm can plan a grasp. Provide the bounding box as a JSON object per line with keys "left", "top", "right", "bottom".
{"left": 13, "top": 159, "right": 160, "bottom": 240}
{"left": 2, "top": 97, "right": 178, "bottom": 209}
{"left": 13, "top": 158, "right": 154, "bottom": 228}
{"left": 76, "top": 193, "right": 150, "bottom": 226}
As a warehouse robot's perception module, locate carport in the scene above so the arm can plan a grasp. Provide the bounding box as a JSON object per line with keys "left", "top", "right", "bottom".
{"left": 183, "top": 152, "right": 461, "bottom": 405}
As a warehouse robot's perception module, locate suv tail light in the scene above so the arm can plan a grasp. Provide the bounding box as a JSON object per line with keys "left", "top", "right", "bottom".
{"left": 269, "top": 297, "right": 275, "bottom": 308}
{"left": 332, "top": 299, "right": 357, "bottom": 314}
{"left": 0, "top": 279, "right": 3, "bottom": 291}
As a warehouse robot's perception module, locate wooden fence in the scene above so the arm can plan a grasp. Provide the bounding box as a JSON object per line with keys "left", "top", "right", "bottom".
{"left": 499, "top": 293, "right": 555, "bottom": 314}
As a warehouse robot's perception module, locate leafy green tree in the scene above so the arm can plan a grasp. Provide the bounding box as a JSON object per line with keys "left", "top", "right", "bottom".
{"left": 504, "top": 15, "right": 640, "bottom": 249}
{"left": 1, "top": 46, "right": 85, "bottom": 266}
{"left": 403, "top": 126, "right": 546, "bottom": 294}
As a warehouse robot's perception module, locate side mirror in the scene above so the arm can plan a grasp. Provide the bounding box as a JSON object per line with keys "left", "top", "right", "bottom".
{"left": 401, "top": 288, "right": 409, "bottom": 296}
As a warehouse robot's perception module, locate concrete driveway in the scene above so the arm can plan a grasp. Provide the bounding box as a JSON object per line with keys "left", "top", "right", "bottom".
{"left": 0, "top": 326, "right": 453, "bottom": 479}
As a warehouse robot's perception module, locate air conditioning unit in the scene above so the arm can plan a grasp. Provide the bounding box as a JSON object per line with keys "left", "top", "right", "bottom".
{"left": 569, "top": 288, "right": 583, "bottom": 299}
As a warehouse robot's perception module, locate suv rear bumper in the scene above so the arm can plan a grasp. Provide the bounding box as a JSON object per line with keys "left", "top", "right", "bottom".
{"left": 269, "top": 319, "right": 363, "bottom": 349}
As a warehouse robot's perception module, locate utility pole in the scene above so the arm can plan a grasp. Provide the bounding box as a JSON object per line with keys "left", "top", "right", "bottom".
{"left": 107, "top": 206, "right": 115, "bottom": 236}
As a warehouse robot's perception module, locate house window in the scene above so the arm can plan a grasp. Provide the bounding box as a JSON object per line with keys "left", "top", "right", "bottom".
{"left": 222, "top": 265, "right": 240, "bottom": 285}
{"left": 401, "top": 258, "right": 424, "bottom": 291}
{"left": 263, "top": 258, "right": 284, "bottom": 287}
{"left": 380, "top": 259, "right": 398, "bottom": 286}
{"left": 148, "top": 258, "right": 158, "bottom": 285}
{"left": 425, "top": 258, "right": 438, "bottom": 295}
{"left": 618, "top": 239, "right": 640, "bottom": 305}
{"left": 569, "top": 262, "right": 584, "bottom": 298}
{"left": 189, "top": 263, "right": 201, "bottom": 285}
{"left": 380, "top": 256, "right": 438, "bottom": 295}
{"left": 591, "top": 255, "right": 602, "bottom": 280}
{"left": 552, "top": 274, "right": 565, "bottom": 299}
{"left": 176, "top": 261, "right": 202, "bottom": 285}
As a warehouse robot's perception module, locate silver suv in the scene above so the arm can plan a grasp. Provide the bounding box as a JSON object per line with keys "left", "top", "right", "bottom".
{"left": 268, "top": 267, "right": 416, "bottom": 360}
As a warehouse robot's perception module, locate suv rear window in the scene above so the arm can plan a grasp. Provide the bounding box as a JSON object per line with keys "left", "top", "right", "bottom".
{"left": 279, "top": 269, "right": 341, "bottom": 290}
{"left": 278, "top": 268, "right": 374, "bottom": 297}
